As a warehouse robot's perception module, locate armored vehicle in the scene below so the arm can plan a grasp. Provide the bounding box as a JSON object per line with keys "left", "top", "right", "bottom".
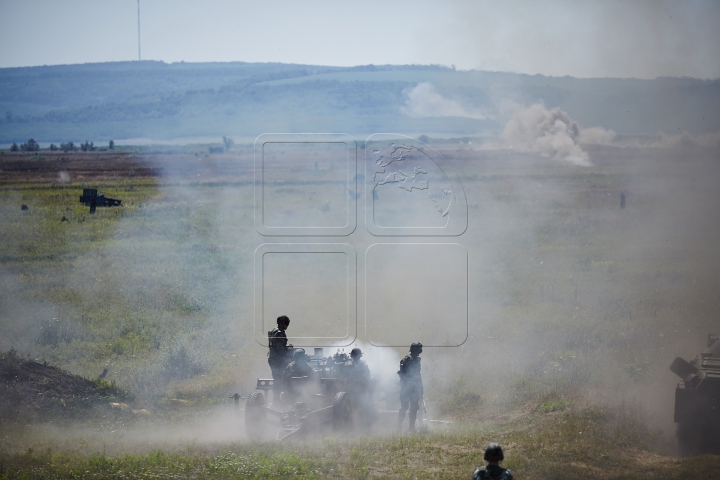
{"left": 79, "top": 188, "right": 122, "bottom": 213}
{"left": 245, "top": 348, "right": 375, "bottom": 441}
{"left": 670, "top": 333, "right": 720, "bottom": 456}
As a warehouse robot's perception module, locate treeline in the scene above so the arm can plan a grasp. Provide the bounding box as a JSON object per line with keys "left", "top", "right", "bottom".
{"left": 9, "top": 139, "right": 115, "bottom": 152}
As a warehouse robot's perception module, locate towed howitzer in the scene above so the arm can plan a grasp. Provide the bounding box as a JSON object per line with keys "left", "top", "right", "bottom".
{"left": 245, "top": 348, "right": 371, "bottom": 441}
{"left": 79, "top": 188, "right": 122, "bottom": 213}
{"left": 670, "top": 333, "right": 720, "bottom": 456}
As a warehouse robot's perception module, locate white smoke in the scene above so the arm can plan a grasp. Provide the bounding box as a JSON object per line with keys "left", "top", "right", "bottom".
{"left": 502, "top": 104, "right": 616, "bottom": 166}
{"left": 578, "top": 126, "right": 617, "bottom": 146}
{"left": 57, "top": 171, "right": 70, "bottom": 183}
{"left": 616, "top": 131, "right": 720, "bottom": 149}
{"left": 401, "top": 82, "right": 486, "bottom": 119}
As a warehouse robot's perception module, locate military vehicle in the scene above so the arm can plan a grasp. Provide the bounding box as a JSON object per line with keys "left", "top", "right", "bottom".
{"left": 79, "top": 188, "right": 122, "bottom": 213}
{"left": 670, "top": 333, "right": 720, "bottom": 456}
{"left": 245, "top": 348, "right": 375, "bottom": 441}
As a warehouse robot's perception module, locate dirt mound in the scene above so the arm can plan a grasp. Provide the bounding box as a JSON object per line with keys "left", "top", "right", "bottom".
{"left": 0, "top": 351, "right": 126, "bottom": 423}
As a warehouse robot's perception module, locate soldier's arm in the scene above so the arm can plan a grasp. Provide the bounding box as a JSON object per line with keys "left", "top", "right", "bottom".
{"left": 417, "top": 362, "right": 424, "bottom": 392}
{"left": 472, "top": 467, "right": 484, "bottom": 480}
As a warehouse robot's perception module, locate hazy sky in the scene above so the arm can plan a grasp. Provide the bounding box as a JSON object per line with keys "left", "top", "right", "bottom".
{"left": 0, "top": 0, "right": 718, "bottom": 78}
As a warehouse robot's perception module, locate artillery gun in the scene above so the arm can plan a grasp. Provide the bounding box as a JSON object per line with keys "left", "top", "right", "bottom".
{"left": 79, "top": 188, "right": 122, "bottom": 213}
{"left": 245, "top": 348, "right": 375, "bottom": 441}
{"left": 670, "top": 333, "right": 720, "bottom": 456}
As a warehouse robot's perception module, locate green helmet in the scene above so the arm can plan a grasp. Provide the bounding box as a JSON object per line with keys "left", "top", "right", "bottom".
{"left": 410, "top": 342, "right": 423, "bottom": 354}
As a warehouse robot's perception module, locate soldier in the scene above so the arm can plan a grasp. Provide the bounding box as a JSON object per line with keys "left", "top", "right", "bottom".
{"left": 282, "top": 348, "right": 313, "bottom": 403}
{"left": 345, "top": 348, "right": 376, "bottom": 427}
{"left": 473, "top": 443, "right": 514, "bottom": 480}
{"left": 268, "top": 315, "right": 293, "bottom": 403}
{"left": 346, "top": 348, "right": 373, "bottom": 393}
{"left": 397, "top": 342, "right": 423, "bottom": 432}
{"left": 283, "top": 348, "right": 314, "bottom": 379}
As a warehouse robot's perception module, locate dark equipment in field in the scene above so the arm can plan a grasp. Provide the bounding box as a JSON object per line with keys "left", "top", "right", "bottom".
{"left": 246, "top": 348, "right": 378, "bottom": 441}
{"left": 79, "top": 188, "right": 122, "bottom": 214}
{"left": 670, "top": 333, "right": 720, "bottom": 456}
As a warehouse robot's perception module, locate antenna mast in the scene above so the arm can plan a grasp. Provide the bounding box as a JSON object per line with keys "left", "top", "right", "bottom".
{"left": 137, "top": 0, "right": 141, "bottom": 61}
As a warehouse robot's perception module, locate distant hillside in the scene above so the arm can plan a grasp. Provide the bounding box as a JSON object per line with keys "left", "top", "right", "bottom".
{"left": 0, "top": 61, "right": 718, "bottom": 143}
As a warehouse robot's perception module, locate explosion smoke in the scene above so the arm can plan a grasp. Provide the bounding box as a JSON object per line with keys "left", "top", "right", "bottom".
{"left": 502, "top": 104, "right": 616, "bottom": 166}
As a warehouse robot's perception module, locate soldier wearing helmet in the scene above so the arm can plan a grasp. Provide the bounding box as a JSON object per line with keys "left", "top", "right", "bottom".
{"left": 397, "top": 342, "right": 423, "bottom": 432}
{"left": 283, "top": 348, "right": 313, "bottom": 380}
{"left": 473, "top": 443, "right": 514, "bottom": 480}
{"left": 268, "top": 315, "right": 293, "bottom": 403}
{"left": 344, "top": 347, "right": 376, "bottom": 426}
{"left": 282, "top": 348, "right": 313, "bottom": 403}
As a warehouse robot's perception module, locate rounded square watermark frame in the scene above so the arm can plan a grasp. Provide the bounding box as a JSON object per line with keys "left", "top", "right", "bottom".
{"left": 364, "top": 242, "right": 468, "bottom": 347}
{"left": 254, "top": 133, "right": 357, "bottom": 236}
{"left": 254, "top": 243, "right": 357, "bottom": 347}
{"left": 365, "top": 133, "right": 468, "bottom": 236}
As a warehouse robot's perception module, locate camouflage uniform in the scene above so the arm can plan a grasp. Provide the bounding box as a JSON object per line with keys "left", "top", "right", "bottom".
{"left": 474, "top": 443, "right": 513, "bottom": 480}
{"left": 282, "top": 353, "right": 313, "bottom": 403}
{"left": 344, "top": 356, "right": 376, "bottom": 426}
{"left": 397, "top": 353, "right": 423, "bottom": 431}
{"left": 472, "top": 464, "right": 514, "bottom": 480}
{"left": 345, "top": 357, "right": 372, "bottom": 394}
{"left": 283, "top": 357, "right": 314, "bottom": 380}
{"left": 268, "top": 327, "right": 291, "bottom": 374}
{"left": 268, "top": 326, "right": 291, "bottom": 401}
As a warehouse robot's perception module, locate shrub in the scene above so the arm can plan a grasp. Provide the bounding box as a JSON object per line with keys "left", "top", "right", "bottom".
{"left": 435, "top": 376, "right": 484, "bottom": 418}
{"left": 20, "top": 139, "right": 40, "bottom": 152}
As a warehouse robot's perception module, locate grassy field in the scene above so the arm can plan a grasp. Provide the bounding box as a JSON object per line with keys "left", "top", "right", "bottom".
{"left": 1, "top": 143, "right": 719, "bottom": 478}
{"left": 2, "top": 405, "right": 719, "bottom": 479}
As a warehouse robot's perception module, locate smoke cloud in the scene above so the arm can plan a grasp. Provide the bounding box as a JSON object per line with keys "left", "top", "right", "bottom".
{"left": 616, "top": 130, "right": 720, "bottom": 149}
{"left": 578, "top": 126, "right": 617, "bottom": 146}
{"left": 502, "top": 104, "right": 616, "bottom": 166}
{"left": 402, "top": 82, "right": 486, "bottom": 120}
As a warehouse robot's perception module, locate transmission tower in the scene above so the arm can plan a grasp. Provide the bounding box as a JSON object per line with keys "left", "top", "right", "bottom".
{"left": 137, "top": 0, "right": 141, "bottom": 61}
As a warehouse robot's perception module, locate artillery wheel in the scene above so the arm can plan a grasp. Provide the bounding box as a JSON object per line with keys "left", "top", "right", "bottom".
{"left": 677, "top": 421, "right": 720, "bottom": 456}
{"left": 245, "top": 392, "right": 267, "bottom": 439}
{"left": 332, "top": 392, "right": 353, "bottom": 431}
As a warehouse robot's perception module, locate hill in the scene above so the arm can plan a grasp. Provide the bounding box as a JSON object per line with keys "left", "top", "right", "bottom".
{"left": 0, "top": 61, "right": 718, "bottom": 143}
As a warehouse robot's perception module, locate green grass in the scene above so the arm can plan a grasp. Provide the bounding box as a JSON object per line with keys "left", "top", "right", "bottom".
{"left": 0, "top": 161, "right": 256, "bottom": 399}
{"left": 1, "top": 405, "right": 718, "bottom": 479}
{"left": 1, "top": 146, "right": 719, "bottom": 477}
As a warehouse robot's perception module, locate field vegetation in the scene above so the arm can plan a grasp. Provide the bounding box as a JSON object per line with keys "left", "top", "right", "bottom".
{"left": 1, "top": 142, "right": 719, "bottom": 478}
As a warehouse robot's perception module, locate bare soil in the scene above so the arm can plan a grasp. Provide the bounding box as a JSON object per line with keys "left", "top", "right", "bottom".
{"left": 0, "top": 151, "right": 158, "bottom": 185}
{"left": 0, "top": 352, "right": 123, "bottom": 423}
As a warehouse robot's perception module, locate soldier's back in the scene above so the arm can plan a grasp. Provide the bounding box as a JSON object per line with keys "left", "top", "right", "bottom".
{"left": 268, "top": 327, "right": 287, "bottom": 343}
{"left": 399, "top": 355, "right": 421, "bottom": 380}
{"left": 473, "top": 465, "right": 514, "bottom": 480}
{"left": 345, "top": 359, "right": 371, "bottom": 388}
